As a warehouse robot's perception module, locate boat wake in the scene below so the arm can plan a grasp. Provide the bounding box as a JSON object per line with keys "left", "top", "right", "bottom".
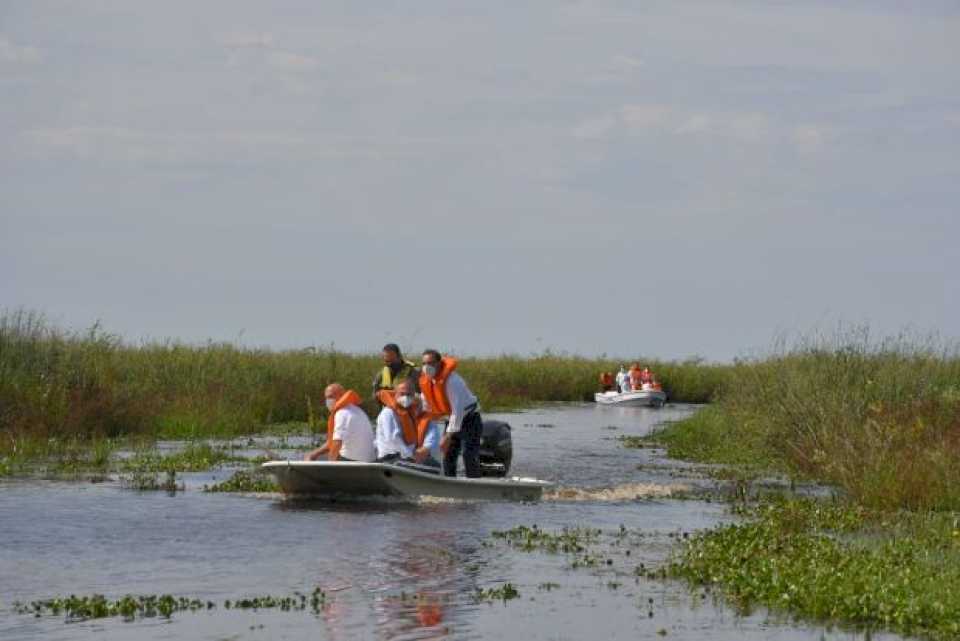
{"left": 543, "top": 482, "right": 689, "bottom": 502}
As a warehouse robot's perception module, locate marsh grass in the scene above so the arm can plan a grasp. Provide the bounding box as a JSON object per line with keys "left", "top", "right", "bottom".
{"left": 649, "top": 330, "right": 960, "bottom": 510}
{"left": 0, "top": 310, "right": 725, "bottom": 473}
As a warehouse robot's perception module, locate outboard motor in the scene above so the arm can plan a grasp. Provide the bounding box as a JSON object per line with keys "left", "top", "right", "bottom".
{"left": 479, "top": 420, "right": 513, "bottom": 477}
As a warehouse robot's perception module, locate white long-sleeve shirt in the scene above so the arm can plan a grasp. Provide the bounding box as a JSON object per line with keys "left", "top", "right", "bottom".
{"left": 375, "top": 408, "right": 443, "bottom": 461}
{"left": 422, "top": 371, "right": 478, "bottom": 434}
{"left": 375, "top": 407, "right": 414, "bottom": 459}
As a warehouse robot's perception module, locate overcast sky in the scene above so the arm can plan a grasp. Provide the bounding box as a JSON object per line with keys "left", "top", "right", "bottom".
{"left": 2, "top": 1, "right": 957, "bottom": 360}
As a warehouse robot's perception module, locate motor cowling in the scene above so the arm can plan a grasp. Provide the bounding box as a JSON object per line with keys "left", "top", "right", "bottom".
{"left": 479, "top": 420, "right": 513, "bottom": 477}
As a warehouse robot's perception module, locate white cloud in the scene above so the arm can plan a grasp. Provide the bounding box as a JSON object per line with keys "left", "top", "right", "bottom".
{"left": 265, "top": 50, "right": 320, "bottom": 72}
{"left": 620, "top": 103, "right": 671, "bottom": 130}
{"left": 218, "top": 31, "right": 274, "bottom": 49}
{"left": 572, "top": 115, "right": 618, "bottom": 140}
{"left": 792, "top": 125, "right": 827, "bottom": 154}
{"left": 675, "top": 114, "right": 711, "bottom": 134}
{"left": 0, "top": 36, "right": 42, "bottom": 64}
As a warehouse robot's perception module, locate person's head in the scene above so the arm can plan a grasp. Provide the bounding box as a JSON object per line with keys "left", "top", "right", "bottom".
{"left": 421, "top": 349, "right": 443, "bottom": 378}
{"left": 324, "top": 383, "right": 345, "bottom": 410}
{"left": 394, "top": 380, "right": 419, "bottom": 410}
{"left": 382, "top": 343, "right": 402, "bottom": 366}
{"left": 631, "top": 362, "right": 640, "bottom": 370}
{"left": 619, "top": 364, "right": 626, "bottom": 372}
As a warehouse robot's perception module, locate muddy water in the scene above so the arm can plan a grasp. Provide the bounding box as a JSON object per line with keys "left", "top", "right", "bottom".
{"left": 0, "top": 404, "right": 896, "bottom": 640}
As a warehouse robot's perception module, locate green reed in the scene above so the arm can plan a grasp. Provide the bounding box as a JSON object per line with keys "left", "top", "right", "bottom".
{"left": 0, "top": 309, "right": 727, "bottom": 473}
{"left": 649, "top": 328, "right": 960, "bottom": 510}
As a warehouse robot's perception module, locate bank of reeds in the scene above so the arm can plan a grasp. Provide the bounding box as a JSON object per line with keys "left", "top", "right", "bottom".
{"left": 652, "top": 329, "right": 960, "bottom": 510}
{"left": 0, "top": 310, "right": 726, "bottom": 468}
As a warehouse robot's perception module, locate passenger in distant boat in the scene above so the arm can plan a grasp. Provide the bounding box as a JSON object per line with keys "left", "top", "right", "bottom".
{"left": 375, "top": 380, "right": 441, "bottom": 467}
{"left": 599, "top": 371, "right": 615, "bottom": 392}
{"left": 420, "top": 349, "right": 483, "bottom": 478}
{"left": 629, "top": 362, "right": 643, "bottom": 391}
{"left": 304, "top": 383, "right": 376, "bottom": 462}
{"left": 640, "top": 367, "right": 654, "bottom": 385}
{"left": 372, "top": 343, "right": 420, "bottom": 404}
{"left": 615, "top": 365, "right": 628, "bottom": 393}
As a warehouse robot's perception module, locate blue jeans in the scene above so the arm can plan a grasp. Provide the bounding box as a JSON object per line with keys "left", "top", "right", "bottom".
{"left": 443, "top": 411, "right": 482, "bottom": 478}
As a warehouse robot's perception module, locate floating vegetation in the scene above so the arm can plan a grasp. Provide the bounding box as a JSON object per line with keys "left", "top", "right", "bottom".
{"left": 120, "top": 469, "right": 183, "bottom": 492}
{"left": 491, "top": 524, "right": 600, "bottom": 554}
{"left": 203, "top": 469, "right": 279, "bottom": 493}
{"left": 119, "top": 443, "right": 242, "bottom": 474}
{"left": 13, "top": 587, "right": 329, "bottom": 622}
{"left": 537, "top": 582, "right": 560, "bottom": 591}
{"left": 669, "top": 497, "right": 960, "bottom": 640}
{"left": 475, "top": 583, "right": 519, "bottom": 602}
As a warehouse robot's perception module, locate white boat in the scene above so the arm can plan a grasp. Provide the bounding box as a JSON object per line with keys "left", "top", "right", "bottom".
{"left": 261, "top": 460, "right": 553, "bottom": 502}
{"left": 594, "top": 388, "right": 667, "bottom": 407}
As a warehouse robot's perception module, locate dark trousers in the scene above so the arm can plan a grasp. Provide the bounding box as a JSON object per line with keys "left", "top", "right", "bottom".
{"left": 443, "top": 410, "right": 482, "bottom": 478}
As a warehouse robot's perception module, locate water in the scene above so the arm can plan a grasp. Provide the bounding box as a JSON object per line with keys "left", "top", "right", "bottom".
{"left": 0, "top": 404, "right": 897, "bottom": 640}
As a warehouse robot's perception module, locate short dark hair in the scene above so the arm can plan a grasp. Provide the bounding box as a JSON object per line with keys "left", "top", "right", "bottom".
{"left": 422, "top": 348, "right": 442, "bottom": 362}
{"left": 382, "top": 343, "right": 401, "bottom": 356}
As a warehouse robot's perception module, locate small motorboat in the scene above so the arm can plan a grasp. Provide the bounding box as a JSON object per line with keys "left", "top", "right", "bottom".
{"left": 594, "top": 387, "right": 667, "bottom": 408}
{"left": 261, "top": 420, "right": 553, "bottom": 501}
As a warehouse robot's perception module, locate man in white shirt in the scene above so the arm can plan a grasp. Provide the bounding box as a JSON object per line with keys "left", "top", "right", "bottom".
{"left": 419, "top": 349, "right": 482, "bottom": 478}
{"left": 304, "top": 383, "right": 375, "bottom": 462}
{"left": 375, "top": 380, "right": 442, "bottom": 467}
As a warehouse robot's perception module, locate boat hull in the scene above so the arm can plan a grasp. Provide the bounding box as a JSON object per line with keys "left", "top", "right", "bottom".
{"left": 594, "top": 390, "right": 667, "bottom": 407}
{"left": 261, "top": 461, "right": 551, "bottom": 501}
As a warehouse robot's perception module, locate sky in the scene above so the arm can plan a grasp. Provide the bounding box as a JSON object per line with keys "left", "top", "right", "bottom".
{"left": 2, "top": 1, "right": 958, "bottom": 361}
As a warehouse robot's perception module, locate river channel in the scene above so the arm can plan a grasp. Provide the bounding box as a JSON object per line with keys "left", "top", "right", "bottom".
{"left": 0, "top": 403, "right": 897, "bottom": 640}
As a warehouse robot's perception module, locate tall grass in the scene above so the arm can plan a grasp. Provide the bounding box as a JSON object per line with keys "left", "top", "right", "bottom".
{"left": 653, "top": 329, "right": 960, "bottom": 510}
{"left": 0, "top": 310, "right": 727, "bottom": 456}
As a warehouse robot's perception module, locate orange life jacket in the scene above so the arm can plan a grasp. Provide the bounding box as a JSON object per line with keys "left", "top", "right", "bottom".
{"left": 599, "top": 372, "right": 614, "bottom": 386}
{"left": 629, "top": 367, "right": 642, "bottom": 389}
{"left": 326, "top": 389, "right": 362, "bottom": 444}
{"left": 419, "top": 356, "right": 458, "bottom": 416}
{"left": 376, "top": 390, "right": 431, "bottom": 448}
{"left": 640, "top": 368, "right": 654, "bottom": 384}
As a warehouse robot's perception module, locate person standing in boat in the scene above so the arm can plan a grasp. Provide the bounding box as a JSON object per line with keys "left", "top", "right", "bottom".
{"left": 419, "top": 349, "right": 483, "bottom": 478}
{"left": 304, "top": 383, "right": 376, "bottom": 462}
{"left": 374, "top": 380, "right": 442, "bottom": 468}
{"left": 615, "top": 365, "right": 629, "bottom": 393}
{"left": 372, "top": 343, "right": 420, "bottom": 403}
{"left": 629, "top": 362, "right": 643, "bottom": 390}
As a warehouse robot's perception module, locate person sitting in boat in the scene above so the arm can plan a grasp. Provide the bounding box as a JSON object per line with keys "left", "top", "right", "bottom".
{"left": 304, "top": 383, "right": 376, "bottom": 462}
{"left": 420, "top": 349, "right": 483, "bottom": 478}
{"left": 375, "top": 380, "right": 441, "bottom": 468}
{"left": 372, "top": 343, "right": 420, "bottom": 404}
{"left": 599, "top": 371, "right": 615, "bottom": 392}
{"left": 640, "top": 367, "right": 654, "bottom": 385}
{"left": 615, "top": 365, "right": 628, "bottom": 393}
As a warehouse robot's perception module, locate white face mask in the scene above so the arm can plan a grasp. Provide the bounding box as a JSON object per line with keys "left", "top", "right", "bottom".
{"left": 325, "top": 398, "right": 336, "bottom": 411}
{"left": 423, "top": 363, "right": 437, "bottom": 378}
{"left": 397, "top": 394, "right": 413, "bottom": 408}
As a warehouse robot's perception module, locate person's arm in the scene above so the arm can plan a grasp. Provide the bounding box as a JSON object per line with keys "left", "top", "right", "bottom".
{"left": 415, "top": 421, "right": 440, "bottom": 463}
{"left": 372, "top": 370, "right": 383, "bottom": 401}
{"left": 444, "top": 373, "right": 475, "bottom": 433}
{"left": 328, "top": 439, "right": 343, "bottom": 461}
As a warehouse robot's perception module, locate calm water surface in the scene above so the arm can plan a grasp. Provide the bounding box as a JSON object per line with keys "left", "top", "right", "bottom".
{"left": 0, "top": 404, "right": 897, "bottom": 640}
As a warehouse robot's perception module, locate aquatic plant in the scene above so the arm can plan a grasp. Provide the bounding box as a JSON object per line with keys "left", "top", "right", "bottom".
{"left": 669, "top": 497, "right": 960, "bottom": 640}
{"left": 14, "top": 587, "right": 329, "bottom": 622}
{"left": 474, "top": 583, "right": 519, "bottom": 602}
{"left": 203, "top": 469, "right": 279, "bottom": 493}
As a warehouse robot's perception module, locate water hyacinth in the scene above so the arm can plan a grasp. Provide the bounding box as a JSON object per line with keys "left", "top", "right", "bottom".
{"left": 669, "top": 498, "right": 960, "bottom": 640}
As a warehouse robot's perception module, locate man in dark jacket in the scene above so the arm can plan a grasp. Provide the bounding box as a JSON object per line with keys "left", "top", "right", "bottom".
{"left": 372, "top": 343, "right": 419, "bottom": 402}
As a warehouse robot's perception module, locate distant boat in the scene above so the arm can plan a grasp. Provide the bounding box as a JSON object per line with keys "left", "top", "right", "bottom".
{"left": 594, "top": 388, "right": 666, "bottom": 408}
{"left": 261, "top": 460, "right": 552, "bottom": 502}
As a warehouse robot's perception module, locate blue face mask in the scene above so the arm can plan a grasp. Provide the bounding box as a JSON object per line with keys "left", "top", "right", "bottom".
{"left": 423, "top": 363, "right": 438, "bottom": 378}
